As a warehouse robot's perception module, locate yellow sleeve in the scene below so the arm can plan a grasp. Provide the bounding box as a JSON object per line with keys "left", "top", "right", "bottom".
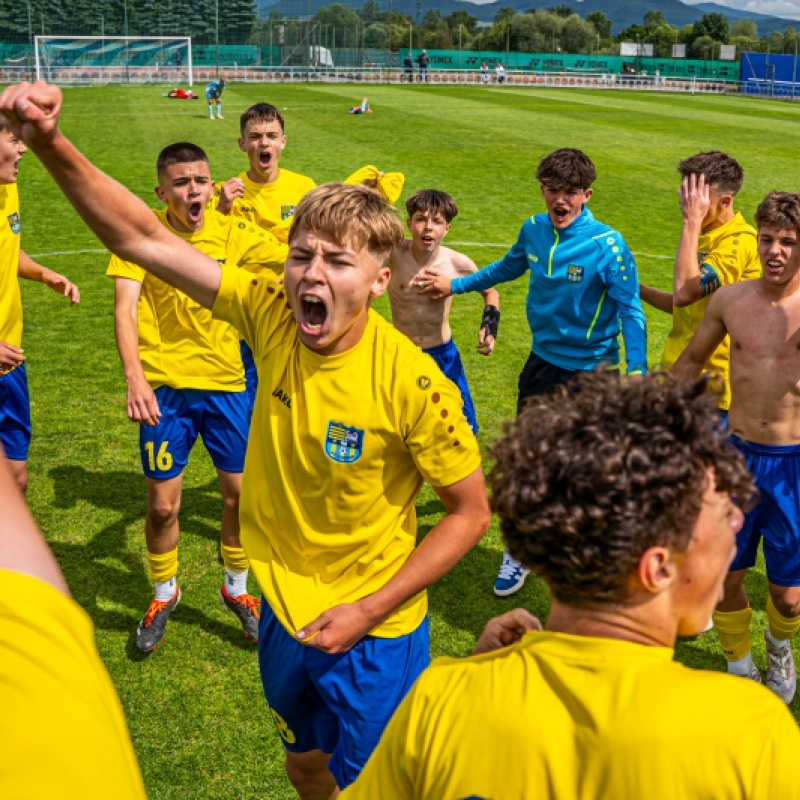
{"left": 212, "top": 261, "right": 292, "bottom": 357}
{"left": 396, "top": 351, "right": 482, "bottom": 488}
{"left": 105, "top": 253, "right": 146, "bottom": 282}
{"left": 229, "top": 219, "right": 289, "bottom": 274}
{"left": 701, "top": 231, "right": 759, "bottom": 287}
{"left": 340, "top": 680, "right": 418, "bottom": 799}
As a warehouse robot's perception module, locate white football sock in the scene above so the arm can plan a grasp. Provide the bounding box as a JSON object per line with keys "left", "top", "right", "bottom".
{"left": 727, "top": 652, "right": 754, "bottom": 676}
{"left": 224, "top": 567, "right": 248, "bottom": 598}
{"left": 154, "top": 576, "right": 177, "bottom": 602}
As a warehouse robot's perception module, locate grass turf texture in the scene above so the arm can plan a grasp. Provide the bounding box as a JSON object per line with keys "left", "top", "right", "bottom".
{"left": 17, "top": 83, "right": 800, "bottom": 797}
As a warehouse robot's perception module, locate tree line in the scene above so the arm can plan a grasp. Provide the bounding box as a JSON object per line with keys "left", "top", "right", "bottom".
{"left": 2, "top": 1, "right": 795, "bottom": 58}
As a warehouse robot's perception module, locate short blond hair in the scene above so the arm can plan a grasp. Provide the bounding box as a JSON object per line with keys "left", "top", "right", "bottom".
{"left": 289, "top": 183, "right": 404, "bottom": 265}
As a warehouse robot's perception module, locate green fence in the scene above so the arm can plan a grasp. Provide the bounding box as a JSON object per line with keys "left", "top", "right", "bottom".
{"left": 400, "top": 49, "right": 741, "bottom": 80}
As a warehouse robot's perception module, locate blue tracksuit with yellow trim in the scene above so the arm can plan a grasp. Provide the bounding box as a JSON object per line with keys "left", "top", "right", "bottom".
{"left": 451, "top": 208, "right": 647, "bottom": 374}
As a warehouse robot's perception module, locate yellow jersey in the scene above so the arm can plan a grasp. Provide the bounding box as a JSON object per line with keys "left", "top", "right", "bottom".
{"left": 0, "top": 569, "right": 147, "bottom": 799}
{"left": 226, "top": 168, "right": 316, "bottom": 231}
{"left": 0, "top": 183, "right": 23, "bottom": 350}
{"left": 343, "top": 630, "right": 800, "bottom": 799}
{"left": 212, "top": 264, "right": 481, "bottom": 638}
{"left": 106, "top": 208, "right": 287, "bottom": 391}
{"left": 661, "top": 212, "right": 759, "bottom": 410}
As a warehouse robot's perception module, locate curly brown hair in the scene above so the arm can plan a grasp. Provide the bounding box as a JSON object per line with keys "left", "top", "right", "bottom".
{"left": 755, "top": 191, "right": 800, "bottom": 236}
{"left": 535, "top": 149, "right": 596, "bottom": 191}
{"left": 677, "top": 151, "right": 744, "bottom": 196}
{"left": 489, "top": 371, "right": 756, "bottom": 607}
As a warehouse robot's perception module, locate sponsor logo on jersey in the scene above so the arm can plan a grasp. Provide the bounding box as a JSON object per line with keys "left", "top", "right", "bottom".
{"left": 325, "top": 421, "right": 364, "bottom": 463}
{"left": 7, "top": 212, "right": 20, "bottom": 234}
{"left": 417, "top": 375, "right": 432, "bottom": 390}
{"left": 280, "top": 205, "right": 296, "bottom": 221}
{"left": 272, "top": 387, "right": 292, "bottom": 408}
{"left": 567, "top": 264, "right": 584, "bottom": 283}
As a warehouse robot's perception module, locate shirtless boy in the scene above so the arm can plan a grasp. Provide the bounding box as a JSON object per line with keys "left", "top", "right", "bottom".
{"left": 388, "top": 190, "right": 499, "bottom": 434}
{"left": 674, "top": 191, "right": 800, "bottom": 704}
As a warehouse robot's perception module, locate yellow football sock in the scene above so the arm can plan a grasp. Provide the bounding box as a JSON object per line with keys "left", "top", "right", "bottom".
{"left": 147, "top": 548, "right": 178, "bottom": 584}
{"left": 713, "top": 607, "right": 752, "bottom": 661}
{"left": 767, "top": 596, "right": 800, "bottom": 642}
{"left": 220, "top": 544, "right": 250, "bottom": 573}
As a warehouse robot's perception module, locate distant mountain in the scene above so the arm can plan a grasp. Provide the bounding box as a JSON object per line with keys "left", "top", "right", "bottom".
{"left": 258, "top": 0, "right": 798, "bottom": 35}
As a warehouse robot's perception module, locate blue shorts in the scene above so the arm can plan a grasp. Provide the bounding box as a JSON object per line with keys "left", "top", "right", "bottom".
{"left": 240, "top": 340, "right": 257, "bottom": 419}
{"left": 424, "top": 339, "right": 478, "bottom": 434}
{"left": 139, "top": 386, "right": 249, "bottom": 479}
{"left": 258, "top": 601, "right": 430, "bottom": 789}
{"left": 0, "top": 364, "right": 31, "bottom": 461}
{"left": 730, "top": 436, "right": 800, "bottom": 586}
{"left": 205, "top": 87, "right": 221, "bottom": 101}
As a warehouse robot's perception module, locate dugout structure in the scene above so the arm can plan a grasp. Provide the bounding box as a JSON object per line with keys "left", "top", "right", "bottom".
{"left": 35, "top": 36, "right": 193, "bottom": 86}
{"left": 740, "top": 52, "right": 800, "bottom": 99}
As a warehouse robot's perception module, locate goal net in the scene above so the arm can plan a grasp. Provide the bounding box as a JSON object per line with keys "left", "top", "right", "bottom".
{"left": 35, "top": 36, "right": 192, "bottom": 86}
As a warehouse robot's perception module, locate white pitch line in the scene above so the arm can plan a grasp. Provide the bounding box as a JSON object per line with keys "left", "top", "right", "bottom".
{"left": 29, "top": 244, "right": 674, "bottom": 261}
{"left": 27, "top": 248, "right": 108, "bottom": 258}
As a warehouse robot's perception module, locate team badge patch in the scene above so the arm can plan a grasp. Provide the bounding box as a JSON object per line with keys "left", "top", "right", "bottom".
{"left": 280, "top": 204, "right": 296, "bottom": 221}
{"left": 567, "top": 264, "right": 584, "bottom": 283}
{"left": 7, "top": 212, "right": 20, "bottom": 234}
{"left": 325, "top": 421, "right": 364, "bottom": 463}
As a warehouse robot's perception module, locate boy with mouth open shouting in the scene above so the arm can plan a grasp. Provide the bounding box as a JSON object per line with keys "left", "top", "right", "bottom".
{"left": 388, "top": 189, "right": 499, "bottom": 434}
{"left": 1, "top": 82, "right": 490, "bottom": 797}
{"left": 418, "top": 148, "right": 647, "bottom": 598}
{"left": 105, "top": 141, "right": 286, "bottom": 653}
{"left": 214, "top": 102, "right": 316, "bottom": 409}
{"left": 674, "top": 191, "right": 800, "bottom": 705}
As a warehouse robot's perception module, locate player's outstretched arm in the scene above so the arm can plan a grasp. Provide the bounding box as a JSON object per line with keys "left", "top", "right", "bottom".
{"left": 296, "top": 468, "right": 490, "bottom": 654}
{"left": 477, "top": 288, "right": 500, "bottom": 355}
{"left": 671, "top": 290, "right": 729, "bottom": 380}
{"left": 18, "top": 250, "right": 80, "bottom": 305}
{"left": 0, "top": 82, "right": 220, "bottom": 309}
{"left": 673, "top": 173, "right": 710, "bottom": 307}
{"left": 639, "top": 282, "right": 673, "bottom": 314}
{"left": 113, "top": 278, "right": 161, "bottom": 426}
{"left": 0, "top": 450, "right": 69, "bottom": 595}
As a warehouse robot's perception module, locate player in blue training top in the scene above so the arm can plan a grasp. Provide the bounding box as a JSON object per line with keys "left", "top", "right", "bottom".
{"left": 205, "top": 76, "right": 226, "bottom": 120}
{"left": 420, "top": 148, "right": 648, "bottom": 598}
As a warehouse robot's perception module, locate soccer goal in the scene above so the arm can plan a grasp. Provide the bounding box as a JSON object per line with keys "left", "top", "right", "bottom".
{"left": 35, "top": 36, "right": 192, "bottom": 86}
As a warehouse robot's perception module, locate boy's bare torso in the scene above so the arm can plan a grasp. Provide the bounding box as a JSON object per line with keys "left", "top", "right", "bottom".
{"left": 388, "top": 241, "right": 472, "bottom": 350}
{"left": 724, "top": 280, "right": 800, "bottom": 444}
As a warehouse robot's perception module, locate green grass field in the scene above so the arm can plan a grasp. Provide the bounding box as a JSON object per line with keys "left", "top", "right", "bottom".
{"left": 16, "top": 82, "right": 800, "bottom": 798}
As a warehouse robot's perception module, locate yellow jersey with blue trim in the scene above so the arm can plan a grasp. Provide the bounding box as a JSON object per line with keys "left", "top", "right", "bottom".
{"left": 0, "top": 569, "right": 147, "bottom": 799}
{"left": 212, "top": 263, "right": 482, "bottom": 638}
{"left": 661, "top": 212, "right": 759, "bottom": 410}
{"left": 0, "top": 183, "right": 23, "bottom": 349}
{"left": 341, "top": 631, "right": 800, "bottom": 800}
{"left": 106, "top": 208, "right": 285, "bottom": 391}
{"left": 226, "top": 168, "right": 316, "bottom": 231}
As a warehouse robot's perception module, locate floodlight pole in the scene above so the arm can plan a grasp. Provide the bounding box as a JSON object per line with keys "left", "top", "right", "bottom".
{"left": 26, "top": 0, "right": 33, "bottom": 79}
{"left": 215, "top": 0, "right": 220, "bottom": 79}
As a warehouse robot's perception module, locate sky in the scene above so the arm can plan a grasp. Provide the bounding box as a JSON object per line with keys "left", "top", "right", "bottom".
{"left": 682, "top": 0, "right": 800, "bottom": 20}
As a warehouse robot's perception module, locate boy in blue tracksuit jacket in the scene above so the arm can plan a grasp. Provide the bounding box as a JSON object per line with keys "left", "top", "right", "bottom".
{"left": 419, "top": 148, "right": 648, "bottom": 596}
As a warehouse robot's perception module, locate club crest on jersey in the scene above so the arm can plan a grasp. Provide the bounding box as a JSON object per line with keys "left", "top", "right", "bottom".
{"left": 7, "top": 212, "right": 20, "bottom": 234}
{"left": 280, "top": 205, "right": 296, "bottom": 221}
{"left": 567, "top": 264, "right": 584, "bottom": 283}
{"left": 325, "top": 421, "right": 364, "bottom": 463}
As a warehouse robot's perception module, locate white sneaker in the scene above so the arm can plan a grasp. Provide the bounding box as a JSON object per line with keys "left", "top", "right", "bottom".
{"left": 765, "top": 631, "right": 797, "bottom": 703}
{"left": 493, "top": 550, "right": 530, "bottom": 597}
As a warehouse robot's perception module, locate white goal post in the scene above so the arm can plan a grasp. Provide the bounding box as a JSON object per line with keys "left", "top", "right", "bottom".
{"left": 35, "top": 36, "right": 193, "bottom": 86}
